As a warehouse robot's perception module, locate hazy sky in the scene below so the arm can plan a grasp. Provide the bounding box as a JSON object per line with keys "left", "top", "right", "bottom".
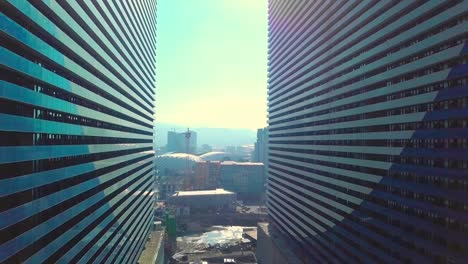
{"left": 155, "top": 0, "right": 268, "bottom": 130}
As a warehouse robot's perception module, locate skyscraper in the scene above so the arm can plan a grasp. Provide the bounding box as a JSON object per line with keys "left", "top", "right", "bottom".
{"left": 253, "top": 127, "right": 268, "bottom": 165}
{"left": 267, "top": 1, "right": 468, "bottom": 263}
{"left": 0, "top": 1, "right": 156, "bottom": 263}
{"left": 166, "top": 130, "right": 197, "bottom": 154}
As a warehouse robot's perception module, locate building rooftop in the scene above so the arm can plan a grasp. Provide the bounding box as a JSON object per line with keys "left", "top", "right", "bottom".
{"left": 156, "top": 153, "right": 204, "bottom": 162}
{"left": 199, "top": 151, "right": 229, "bottom": 161}
{"left": 173, "top": 188, "right": 234, "bottom": 197}
{"left": 221, "top": 161, "right": 264, "bottom": 166}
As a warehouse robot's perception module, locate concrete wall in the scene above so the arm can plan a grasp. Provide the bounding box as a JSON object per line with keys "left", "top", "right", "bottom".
{"left": 220, "top": 162, "right": 265, "bottom": 200}
{"left": 256, "top": 223, "right": 303, "bottom": 264}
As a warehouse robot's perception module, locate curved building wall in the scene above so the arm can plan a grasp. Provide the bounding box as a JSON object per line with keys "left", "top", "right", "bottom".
{"left": 0, "top": 1, "right": 156, "bottom": 263}
{"left": 267, "top": 1, "right": 468, "bottom": 263}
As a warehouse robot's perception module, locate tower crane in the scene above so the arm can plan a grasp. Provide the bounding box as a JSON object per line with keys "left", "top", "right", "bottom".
{"left": 184, "top": 128, "right": 191, "bottom": 191}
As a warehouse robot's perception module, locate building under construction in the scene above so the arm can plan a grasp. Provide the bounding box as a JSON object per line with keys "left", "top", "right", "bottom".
{"left": 166, "top": 130, "right": 197, "bottom": 154}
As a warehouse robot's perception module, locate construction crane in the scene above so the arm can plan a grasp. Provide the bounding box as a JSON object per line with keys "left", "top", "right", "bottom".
{"left": 184, "top": 128, "right": 191, "bottom": 191}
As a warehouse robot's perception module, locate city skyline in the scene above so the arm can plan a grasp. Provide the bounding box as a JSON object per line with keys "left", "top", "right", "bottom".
{"left": 154, "top": 122, "right": 257, "bottom": 149}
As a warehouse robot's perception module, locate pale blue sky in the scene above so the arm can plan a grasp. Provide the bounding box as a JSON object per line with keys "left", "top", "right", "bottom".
{"left": 155, "top": 0, "right": 268, "bottom": 130}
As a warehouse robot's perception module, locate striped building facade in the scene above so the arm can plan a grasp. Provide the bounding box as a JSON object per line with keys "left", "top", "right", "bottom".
{"left": 267, "top": 1, "right": 468, "bottom": 263}
{"left": 0, "top": 1, "right": 156, "bottom": 263}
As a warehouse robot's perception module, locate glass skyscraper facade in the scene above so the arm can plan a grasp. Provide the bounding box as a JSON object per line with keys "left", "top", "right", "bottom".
{"left": 0, "top": 1, "right": 156, "bottom": 263}
{"left": 267, "top": 1, "right": 468, "bottom": 263}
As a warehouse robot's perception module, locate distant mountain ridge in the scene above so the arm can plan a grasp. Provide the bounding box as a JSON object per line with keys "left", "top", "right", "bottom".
{"left": 154, "top": 123, "right": 257, "bottom": 148}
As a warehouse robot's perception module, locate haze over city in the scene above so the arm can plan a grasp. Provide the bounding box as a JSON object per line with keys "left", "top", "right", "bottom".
{"left": 155, "top": 0, "right": 268, "bottom": 130}
{"left": 1, "top": 1, "right": 467, "bottom": 264}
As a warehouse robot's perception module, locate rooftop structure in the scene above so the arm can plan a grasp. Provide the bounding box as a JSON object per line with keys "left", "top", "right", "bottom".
{"left": 174, "top": 188, "right": 234, "bottom": 197}
{"left": 221, "top": 161, "right": 264, "bottom": 166}
{"left": 168, "top": 189, "right": 236, "bottom": 214}
{"left": 157, "top": 153, "right": 204, "bottom": 161}
{"left": 156, "top": 153, "right": 203, "bottom": 176}
{"left": 199, "top": 151, "right": 230, "bottom": 161}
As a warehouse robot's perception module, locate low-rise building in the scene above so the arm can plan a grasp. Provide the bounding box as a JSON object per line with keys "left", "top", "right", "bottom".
{"left": 157, "top": 175, "right": 185, "bottom": 200}
{"left": 194, "top": 161, "right": 221, "bottom": 190}
{"left": 168, "top": 189, "right": 236, "bottom": 214}
{"left": 220, "top": 161, "right": 265, "bottom": 201}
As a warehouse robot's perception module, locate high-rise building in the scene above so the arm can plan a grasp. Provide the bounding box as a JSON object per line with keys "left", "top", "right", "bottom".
{"left": 166, "top": 130, "right": 198, "bottom": 154}
{"left": 267, "top": 1, "right": 468, "bottom": 263}
{"left": 253, "top": 127, "right": 268, "bottom": 165}
{"left": 0, "top": 1, "right": 156, "bottom": 263}
{"left": 199, "top": 143, "right": 213, "bottom": 154}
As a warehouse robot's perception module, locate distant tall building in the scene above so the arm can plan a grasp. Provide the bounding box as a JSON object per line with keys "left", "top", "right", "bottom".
{"left": 199, "top": 143, "right": 213, "bottom": 154}
{"left": 267, "top": 1, "right": 468, "bottom": 263}
{"left": 225, "top": 146, "right": 237, "bottom": 155}
{"left": 167, "top": 130, "right": 198, "bottom": 154}
{"left": 0, "top": 1, "right": 156, "bottom": 263}
{"left": 253, "top": 127, "right": 268, "bottom": 165}
{"left": 224, "top": 145, "right": 255, "bottom": 162}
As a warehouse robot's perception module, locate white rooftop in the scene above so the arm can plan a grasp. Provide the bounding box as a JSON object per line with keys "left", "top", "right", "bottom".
{"left": 221, "top": 161, "right": 264, "bottom": 166}
{"left": 156, "top": 153, "right": 204, "bottom": 162}
{"left": 173, "top": 188, "right": 234, "bottom": 196}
